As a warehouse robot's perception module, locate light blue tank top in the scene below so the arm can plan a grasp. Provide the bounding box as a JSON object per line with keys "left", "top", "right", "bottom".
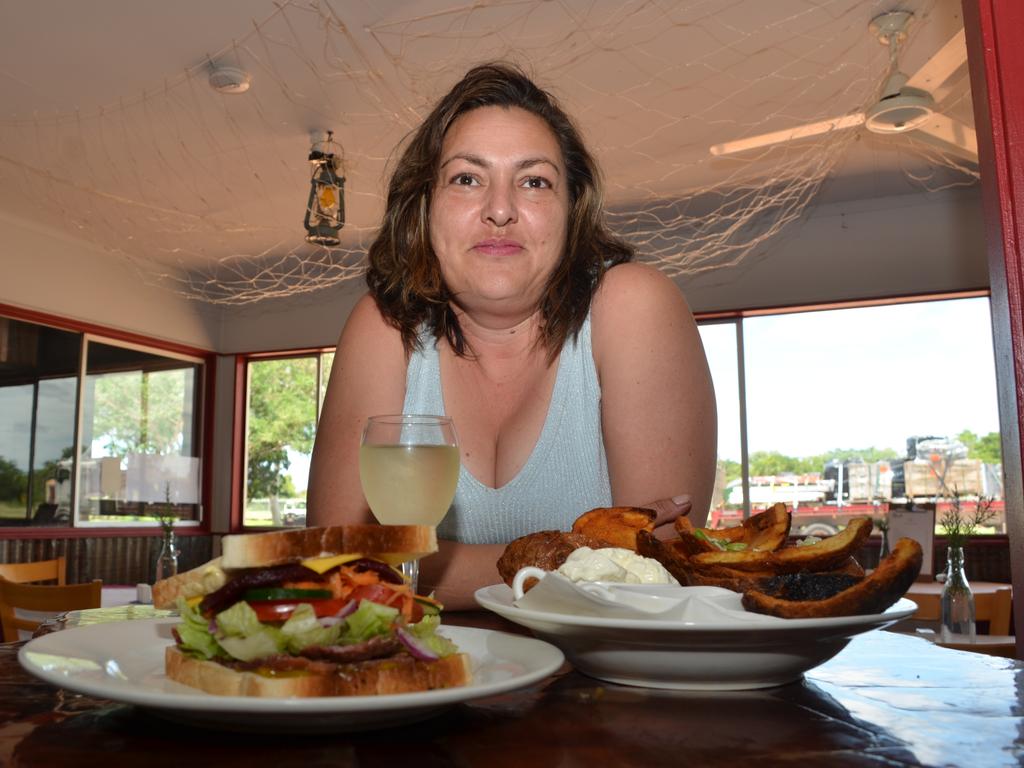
{"left": 402, "top": 315, "right": 612, "bottom": 544}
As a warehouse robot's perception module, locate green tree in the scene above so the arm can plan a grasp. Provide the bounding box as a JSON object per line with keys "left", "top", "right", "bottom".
{"left": 0, "top": 455, "right": 27, "bottom": 517}
{"left": 958, "top": 429, "right": 1002, "bottom": 464}
{"left": 246, "top": 358, "right": 317, "bottom": 525}
{"left": 91, "top": 368, "right": 192, "bottom": 455}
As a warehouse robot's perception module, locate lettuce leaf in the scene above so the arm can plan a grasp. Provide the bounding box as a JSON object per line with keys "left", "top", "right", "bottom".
{"left": 212, "top": 601, "right": 285, "bottom": 662}
{"left": 280, "top": 603, "right": 343, "bottom": 653}
{"left": 175, "top": 598, "right": 224, "bottom": 659}
{"left": 406, "top": 614, "right": 458, "bottom": 658}
{"left": 339, "top": 599, "right": 399, "bottom": 643}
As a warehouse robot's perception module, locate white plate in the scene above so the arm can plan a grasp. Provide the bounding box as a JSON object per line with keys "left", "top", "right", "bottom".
{"left": 18, "top": 618, "right": 564, "bottom": 733}
{"left": 476, "top": 583, "right": 916, "bottom": 691}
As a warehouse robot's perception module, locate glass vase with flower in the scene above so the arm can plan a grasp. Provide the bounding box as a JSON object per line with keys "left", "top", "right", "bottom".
{"left": 154, "top": 484, "right": 179, "bottom": 582}
{"left": 938, "top": 491, "right": 995, "bottom": 642}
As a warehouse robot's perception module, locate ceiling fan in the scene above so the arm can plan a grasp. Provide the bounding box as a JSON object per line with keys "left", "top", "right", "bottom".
{"left": 709, "top": 11, "right": 977, "bottom": 162}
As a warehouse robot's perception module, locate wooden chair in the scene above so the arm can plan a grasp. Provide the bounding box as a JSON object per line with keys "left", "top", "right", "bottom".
{"left": 0, "top": 556, "right": 67, "bottom": 585}
{"left": 909, "top": 587, "right": 1012, "bottom": 635}
{"left": 0, "top": 579, "right": 102, "bottom": 642}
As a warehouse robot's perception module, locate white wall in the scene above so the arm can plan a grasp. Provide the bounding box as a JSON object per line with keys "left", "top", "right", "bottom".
{"left": 216, "top": 281, "right": 364, "bottom": 354}
{"left": 0, "top": 211, "right": 220, "bottom": 350}
{"left": 683, "top": 188, "right": 987, "bottom": 313}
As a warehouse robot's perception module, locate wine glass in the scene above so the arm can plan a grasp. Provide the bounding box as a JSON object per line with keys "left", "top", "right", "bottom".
{"left": 359, "top": 414, "right": 459, "bottom": 594}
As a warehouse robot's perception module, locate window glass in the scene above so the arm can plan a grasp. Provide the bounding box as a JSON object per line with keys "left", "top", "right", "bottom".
{"left": 78, "top": 340, "right": 202, "bottom": 527}
{"left": 244, "top": 356, "right": 318, "bottom": 528}
{"left": 0, "top": 318, "right": 81, "bottom": 527}
{"left": 697, "top": 322, "right": 742, "bottom": 528}
{"left": 742, "top": 298, "right": 1002, "bottom": 536}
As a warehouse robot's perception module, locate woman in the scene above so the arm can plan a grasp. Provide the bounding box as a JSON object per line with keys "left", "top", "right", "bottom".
{"left": 308, "top": 63, "right": 717, "bottom": 608}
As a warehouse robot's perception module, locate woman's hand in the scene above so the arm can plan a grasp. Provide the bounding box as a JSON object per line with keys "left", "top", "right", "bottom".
{"left": 643, "top": 494, "right": 693, "bottom": 541}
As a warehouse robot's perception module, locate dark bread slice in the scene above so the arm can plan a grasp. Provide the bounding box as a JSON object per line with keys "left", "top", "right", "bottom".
{"left": 741, "top": 537, "right": 922, "bottom": 618}
{"left": 165, "top": 645, "right": 472, "bottom": 697}
{"left": 220, "top": 525, "right": 438, "bottom": 569}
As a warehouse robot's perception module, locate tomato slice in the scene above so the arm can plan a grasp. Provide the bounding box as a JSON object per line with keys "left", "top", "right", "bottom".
{"left": 347, "top": 584, "right": 401, "bottom": 607}
{"left": 247, "top": 597, "right": 349, "bottom": 622}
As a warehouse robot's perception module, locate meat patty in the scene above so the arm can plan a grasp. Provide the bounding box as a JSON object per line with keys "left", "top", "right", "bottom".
{"left": 497, "top": 530, "right": 610, "bottom": 586}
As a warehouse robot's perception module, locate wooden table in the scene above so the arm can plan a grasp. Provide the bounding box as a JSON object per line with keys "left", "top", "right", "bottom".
{"left": 2, "top": 610, "right": 1023, "bottom": 767}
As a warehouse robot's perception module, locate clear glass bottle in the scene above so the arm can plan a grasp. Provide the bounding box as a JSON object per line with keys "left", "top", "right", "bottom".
{"left": 155, "top": 529, "right": 179, "bottom": 582}
{"left": 940, "top": 545, "right": 975, "bottom": 642}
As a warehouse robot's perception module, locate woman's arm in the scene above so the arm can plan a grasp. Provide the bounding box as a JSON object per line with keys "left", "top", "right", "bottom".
{"left": 592, "top": 263, "right": 718, "bottom": 528}
{"left": 307, "top": 293, "right": 409, "bottom": 526}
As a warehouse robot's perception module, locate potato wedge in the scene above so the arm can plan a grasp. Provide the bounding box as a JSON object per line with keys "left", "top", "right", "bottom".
{"left": 673, "top": 503, "right": 791, "bottom": 555}
{"left": 741, "top": 537, "right": 922, "bottom": 618}
{"left": 744, "top": 502, "right": 791, "bottom": 551}
{"left": 690, "top": 516, "right": 873, "bottom": 573}
{"left": 571, "top": 506, "right": 655, "bottom": 551}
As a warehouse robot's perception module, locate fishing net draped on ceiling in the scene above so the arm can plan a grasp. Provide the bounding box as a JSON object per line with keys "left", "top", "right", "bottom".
{"left": 0, "top": 0, "right": 977, "bottom": 304}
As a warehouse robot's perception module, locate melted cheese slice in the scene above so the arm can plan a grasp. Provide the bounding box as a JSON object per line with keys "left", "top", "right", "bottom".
{"left": 300, "top": 552, "right": 365, "bottom": 574}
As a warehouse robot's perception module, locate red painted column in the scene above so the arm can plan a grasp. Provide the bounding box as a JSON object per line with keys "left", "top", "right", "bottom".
{"left": 963, "top": 0, "right": 1024, "bottom": 650}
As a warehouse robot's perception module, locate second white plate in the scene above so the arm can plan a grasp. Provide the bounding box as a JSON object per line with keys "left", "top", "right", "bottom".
{"left": 476, "top": 583, "right": 916, "bottom": 690}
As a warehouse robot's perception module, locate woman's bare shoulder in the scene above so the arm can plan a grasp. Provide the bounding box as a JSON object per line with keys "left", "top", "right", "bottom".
{"left": 591, "top": 262, "right": 692, "bottom": 345}
{"left": 338, "top": 293, "right": 405, "bottom": 357}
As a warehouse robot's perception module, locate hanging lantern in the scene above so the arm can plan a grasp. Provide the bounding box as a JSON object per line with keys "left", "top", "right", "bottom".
{"left": 304, "top": 131, "right": 346, "bottom": 246}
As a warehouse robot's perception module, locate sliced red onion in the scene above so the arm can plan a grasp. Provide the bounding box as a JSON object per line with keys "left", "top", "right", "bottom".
{"left": 396, "top": 627, "right": 439, "bottom": 661}
{"left": 337, "top": 599, "right": 358, "bottom": 618}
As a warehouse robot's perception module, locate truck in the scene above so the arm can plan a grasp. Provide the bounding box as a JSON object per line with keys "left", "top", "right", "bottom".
{"left": 711, "top": 435, "right": 1005, "bottom": 536}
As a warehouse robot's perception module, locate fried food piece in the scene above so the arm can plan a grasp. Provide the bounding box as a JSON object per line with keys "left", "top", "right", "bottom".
{"left": 673, "top": 503, "right": 792, "bottom": 556}
{"left": 741, "top": 537, "right": 923, "bottom": 618}
{"left": 637, "top": 531, "right": 864, "bottom": 594}
{"left": 497, "top": 530, "right": 610, "bottom": 586}
{"left": 571, "top": 506, "right": 656, "bottom": 551}
{"left": 690, "top": 517, "right": 873, "bottom": 574}
{"left": 743, "top": 502, "right": 792, "bottom": 551}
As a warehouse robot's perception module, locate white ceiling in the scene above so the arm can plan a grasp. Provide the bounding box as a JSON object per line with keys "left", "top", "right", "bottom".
{"left": 0, "top": 0, "right": 978, "bottom": 303}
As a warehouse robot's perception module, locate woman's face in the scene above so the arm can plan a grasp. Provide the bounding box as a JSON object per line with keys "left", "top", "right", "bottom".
{"left": 429, "top": 105, "right": 569, "bottom": 323}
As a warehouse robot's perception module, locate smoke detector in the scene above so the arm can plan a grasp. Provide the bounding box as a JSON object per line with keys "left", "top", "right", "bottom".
{"left": 208, "top": 66, "right": 251, "bottom": 95}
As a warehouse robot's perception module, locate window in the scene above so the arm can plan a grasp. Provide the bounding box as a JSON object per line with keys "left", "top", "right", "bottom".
{"left": 78, "top": 339, "right": 203, "bottom": 527}
{"left": 243, "top": 352, "right": 333, "bottom": 528}
{"left": 0, "top": 312, "right": 207, "bottom": 529}
{"left": 700, "top": 295, "right": 1004, "bottom": 537}
{"left": 697, "top": 321, "right": 743, "bottom": 526}
{"left": 0, "top": 318, "right": 80, "bottom": 527}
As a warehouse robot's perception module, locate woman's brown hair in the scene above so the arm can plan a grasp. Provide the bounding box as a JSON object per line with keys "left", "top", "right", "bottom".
{"left": 366, "top": 62, "right": 633, "bottom": 358}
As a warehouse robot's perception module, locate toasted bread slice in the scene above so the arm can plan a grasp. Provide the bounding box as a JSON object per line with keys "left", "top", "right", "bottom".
{"left": 152, "top": 558, "right": 228, "bottom": 610}
{"left": 571, "top": 507, "right": 656, "bottom": 551}
{"left": 152, "top": 525, "right": 438, "bottom": 610}
{"left": 690, "top": 516, "right": 872, "bottom": 573}
{"left": 165, "top": 646, "right": 472, "bottom": 697}
{"left": 220, "top": 525, "right": 437, "bottom": 569}
{"left": 741, "top": 537, "right": 922, "bottom": 618}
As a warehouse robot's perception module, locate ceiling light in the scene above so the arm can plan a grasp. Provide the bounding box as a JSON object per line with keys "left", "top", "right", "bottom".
{"left": 208, "top": 66, "right": 251, "bottom": 95}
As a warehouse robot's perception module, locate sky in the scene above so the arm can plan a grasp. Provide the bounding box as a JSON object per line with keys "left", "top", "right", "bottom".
{"left": 699, "top": 296, "right": 1001, "bottom": 463}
